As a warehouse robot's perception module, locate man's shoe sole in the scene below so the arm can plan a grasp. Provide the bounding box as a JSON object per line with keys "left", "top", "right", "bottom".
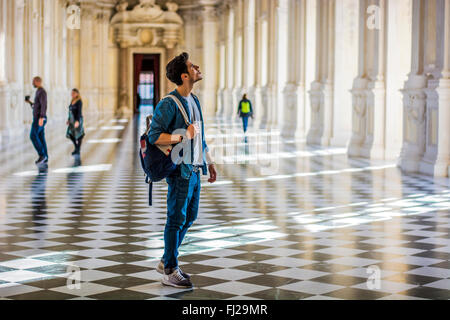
{"left": 161, "top": 277, "right": 193, "bottom": 289}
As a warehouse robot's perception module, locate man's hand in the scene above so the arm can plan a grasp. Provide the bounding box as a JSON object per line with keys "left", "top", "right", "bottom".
{"left": 38, "top": 118, "right": 44, "bottom": 127}
{"left": 208, "top": 164, "right": 217, "bottom": 183}
{"left": 186, "top": 123, "right": 200, "bottom": 140}
{"left": 74, "top": 121, "right": 79, "bottom": 129}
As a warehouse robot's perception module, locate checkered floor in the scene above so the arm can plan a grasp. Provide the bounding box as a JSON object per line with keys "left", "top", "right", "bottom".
{"left": 0, "top": 113, "right": 449, "bottom": 300}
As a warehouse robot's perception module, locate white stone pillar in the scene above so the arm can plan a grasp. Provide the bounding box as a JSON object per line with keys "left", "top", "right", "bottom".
{"left": 79, "top": 2, "right": 94, "bottom": 113}
{"left": 399, "top": 0, "right": 427, "bottom": 172}
{"left": 223, "top": 4, "right": 234, "bottom": 120}
{"left": 331, "top": 0, "right": 359, "bottom": 147}
{"left": 361, "top": 0, "right": 387, "bottom": 159}
{"left": 42, "top": 0, "right": 53, "bottom": 102}
{"left": 0, "top": 0, "right": 6, "bottom": 84}
{"left": 253, "top": 0, "right": 269, "bottom": 129}
{"left": 420, "top": 0, "right": 450, "bottom": 177}
{"left": 216, "top": 41, "right": 226, "bottom": 117}
{"left": 307, "top": 0, "right": 335, "bottom": 146}
{"left": 243, "top": 0, "right": 256, "bottom": 113}
{"left": 266, "top": 0, "right": 280, "bottom": 129}
{"left": 348, "top": 0, "right": 389, "bottom": 158}
{"left": 9, "top": 0, "right": 26, "bottom": 129}
{"left": 200, "top": 1, "right": 219, "bottom": 118}
{"left": 232, "top": 0, "right": 244, "bottom": 124}
{"left": 348, "top": 77, "right": 369, "bottom": 157}
{"left": 384, "top": 0, "right": 413, "bottom": 160}
{"left": 298, "top": 0, "right": 317, "bottom": 141}
{"left": 348, "top": 1, "right": 368, "bottom": 156}
{"left": 434, "top": 0, "right": 450, "bottom": 177}
{"left": 281, "top": 0, "right": 299, "bottom": 138}
{"left": 0, "top": 0, "right": 9, "bottom": 133}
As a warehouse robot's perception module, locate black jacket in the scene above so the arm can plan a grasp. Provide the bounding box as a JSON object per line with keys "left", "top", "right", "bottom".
{"left": 33, "top": 87, "right": 47, "bottom": 120}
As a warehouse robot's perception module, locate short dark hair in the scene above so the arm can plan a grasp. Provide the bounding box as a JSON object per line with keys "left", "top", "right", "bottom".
{"left": 166, "top": 52, "right": 189, "bottom": 86}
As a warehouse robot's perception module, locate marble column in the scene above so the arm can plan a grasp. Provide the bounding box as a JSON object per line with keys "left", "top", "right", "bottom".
{"left": 331, "top": 0, "right": 359, "bottom": 146}
{"left": 307, "top": 0, "right": 335, "bottom": 146}
{"left": 348, "top": 0, "right": 387, "bottom": 158}
{"left": 9, "top": 0, "right": 26, "bottom": 129}
{"left": 232, "top": 0, "right": 244, "bottom": 124}
{"left": 254, "top": 9, "right": 269, "bottom": 130}
{"left": 243, "top": 0, "right": 256, "bottom": 115}
{"left": 298, "top": 0, "right": 317, "bottom": 141}
{"left": 223, "top": 4, "right": 234, "bottom": 120}
{"left": 282, "top": 0, "right": 301, "bottom": 138}
{"left": 216, "top": 41, "right": 226, "bottom": 117}
{"left": 433, "top": 0, "right": 450, "bottom": 177}
{"left": 0, "top": 0, "right": 9, "bottom": 133}
{"left": 118, "top": 46, "right": 129, "bottom": 116}
{"left": 266, "top": 0, "right": 280, "bottom": 130}
{"left": 200, "top": 1, "right": 219, "bottom": 118}
{"left": 42, "top": 0, "right": 53, "bottom": 117}
{"left": 79, "top": 2, "right": 95, "bottom": 113}
{"left": 399, "top": 0, "right": 427, "bottom": 172}
{"left": 274, "top": 0, "right": 288, "bottom": 135}
{"left": 420, "top": 0, "right": 450, "bottom": 177}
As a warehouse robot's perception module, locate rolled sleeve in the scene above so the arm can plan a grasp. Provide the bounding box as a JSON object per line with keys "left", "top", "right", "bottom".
{"left": 147, "top": 99, "right": 176, "bottom": 145}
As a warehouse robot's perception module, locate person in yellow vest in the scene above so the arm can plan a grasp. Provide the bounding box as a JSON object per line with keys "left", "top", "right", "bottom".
{"left": 237, "top": 94, "right": 253, "bottom": 139}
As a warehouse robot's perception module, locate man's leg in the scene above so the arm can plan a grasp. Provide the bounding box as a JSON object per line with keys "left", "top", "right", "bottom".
{"left": 178, "top": 171, "right": 201, "bottom": 247}
{"left": 30, "top": 122, "right": 43, "bottom": 157}
{"left": 38, "top": 119, "right": 48, "bottom": 158}
{"left": 163, "top": 175, "right": 192, "bottom": 271}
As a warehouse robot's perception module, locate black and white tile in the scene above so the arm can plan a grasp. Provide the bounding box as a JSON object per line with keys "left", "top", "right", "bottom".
{"left": 0, "top": 114, "right": 449, "bottom": 300}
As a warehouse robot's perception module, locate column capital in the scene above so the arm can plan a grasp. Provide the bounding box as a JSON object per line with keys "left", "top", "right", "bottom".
{"left": 201, "top": 4, "right": 219, "bottom": 22}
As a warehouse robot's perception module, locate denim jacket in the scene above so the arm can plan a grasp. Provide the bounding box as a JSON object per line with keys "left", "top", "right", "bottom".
{"left": 147, "top": 89, "right": 209, "bottom": 180}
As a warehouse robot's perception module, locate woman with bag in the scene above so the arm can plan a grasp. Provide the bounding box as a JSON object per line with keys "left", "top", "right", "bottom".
{"left": 66, "top": 88, "right": 85, "bottom": 155}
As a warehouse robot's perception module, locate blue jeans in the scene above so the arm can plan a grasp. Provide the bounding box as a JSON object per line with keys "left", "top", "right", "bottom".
{"left": 163, "top": 170, "right": 201, "bottom": 270}
{"left": 242, "top": 116, "right": 249, "bottom": 133}
{"left": 30, "top": 118, "right": 48, "bottom": 158}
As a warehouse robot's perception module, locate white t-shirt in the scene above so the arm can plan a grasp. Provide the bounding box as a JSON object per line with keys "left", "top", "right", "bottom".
{"left": 182, "top": 94, "right": 203, "bottom": 166}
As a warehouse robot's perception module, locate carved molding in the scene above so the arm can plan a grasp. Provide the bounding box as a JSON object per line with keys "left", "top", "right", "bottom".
{"left": 111, "top": 0, "right": 183, "bottom": 49}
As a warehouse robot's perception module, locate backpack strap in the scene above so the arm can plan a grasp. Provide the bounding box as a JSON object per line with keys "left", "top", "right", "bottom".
{"left": 148, "top": 181, "right": 153, "bottom": 206}
{"left": 145, "top": 175, "right": 153, "bottom": 206}
{"left": 164, "top": 95, "right": 191, "bottom": 126}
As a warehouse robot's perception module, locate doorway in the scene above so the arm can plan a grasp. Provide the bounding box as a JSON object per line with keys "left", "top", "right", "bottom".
{"left": 133, "top": 54, "right": 160, "bottom": 115}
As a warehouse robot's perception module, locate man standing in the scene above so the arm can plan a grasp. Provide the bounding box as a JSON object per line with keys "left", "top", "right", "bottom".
{"left": 148, "top": 52, "right": 217, "bottom": 288}
{"left": 26, "top": 77, "right": 48, "bottom": 165}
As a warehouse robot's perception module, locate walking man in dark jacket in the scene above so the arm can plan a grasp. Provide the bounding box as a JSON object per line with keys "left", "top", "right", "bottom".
{"left": 26, "top": 76, "right": 48, "bottom": 165}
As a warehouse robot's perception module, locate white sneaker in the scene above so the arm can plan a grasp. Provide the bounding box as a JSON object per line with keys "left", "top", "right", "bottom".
{"left": 161, "top": 267, "right": 193, "bottom": 289}
{"left": 157, "top": 259, "right": 191, "bottom": 279}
